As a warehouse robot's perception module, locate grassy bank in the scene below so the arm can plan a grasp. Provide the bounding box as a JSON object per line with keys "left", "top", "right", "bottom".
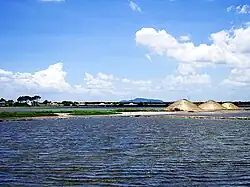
{"left": 0, "top": 111, "right": 58, "bottom": 119}
{"left": 0, "top": 109, "right": 165, "bottom": 120}
{"left": 0, "top": 110, "right": 121, "bottom": 119}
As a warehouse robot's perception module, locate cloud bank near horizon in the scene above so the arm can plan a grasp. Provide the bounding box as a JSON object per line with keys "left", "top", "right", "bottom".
{"left": 0, "top": 62, "right": 212, "bottom": 101}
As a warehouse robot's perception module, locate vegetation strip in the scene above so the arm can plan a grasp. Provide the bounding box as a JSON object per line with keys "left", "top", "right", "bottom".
{"left": 0, "top": 110, "right": 123, "bottom": 119}
{"left": 0, "top": 109, "right": 164, "bottom": 119}
{"left": 0, "top": 110, "right": 249, "bottom": 121}
{"left": 0, "top": 111, "right": 58, "bottom": 119}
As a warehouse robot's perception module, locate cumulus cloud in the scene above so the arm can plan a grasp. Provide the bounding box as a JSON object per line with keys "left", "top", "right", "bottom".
{"left": 129, "top": 1, "right": 142, "bottom": 12}
{"left": 136, "top": 26, "right": 250, "bottom": 68}
{"left": 222, "top": 68, "right": 250, "bottom": 86}
{"left": 0, "top": 69, "right": 12, "bottom": 76}
{"left": 0, "top": 63, "right": 70, "bottom": 92}
{"left": 163, "top": 74, "right": 211, "bottom": 91}
{"left": 227, "top": 5, "right": 250, "bottom": 14}
{"left": 0, "top": 62, "right": 212, "bottom": 100}
{"left": 177, "top": 63, "right": 197, "bottom": 75}
{"left": 135, "top": 24, "right": 250, "bottom": 87}
{"left": 179, "top": 35, "right": 191, "bottom": 42}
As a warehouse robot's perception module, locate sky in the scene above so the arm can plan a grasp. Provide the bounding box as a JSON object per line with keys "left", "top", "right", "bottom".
{"left": 0, "top": 0, "right": 250, "bottom": 101}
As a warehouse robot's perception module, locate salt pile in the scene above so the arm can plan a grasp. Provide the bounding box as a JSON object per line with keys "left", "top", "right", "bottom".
{"left": 199, "top": 100, "right": 225, "bottom": 111}
{"left": 222, "top": 102, "right": 240, "bottom": 110}
{"left": 165, "top": 99, "right": 201, "bottom": 112}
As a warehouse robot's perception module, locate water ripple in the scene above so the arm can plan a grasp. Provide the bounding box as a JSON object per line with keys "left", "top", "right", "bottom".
{"left": 1, "top": 117, "right": 250, "bottom": 186}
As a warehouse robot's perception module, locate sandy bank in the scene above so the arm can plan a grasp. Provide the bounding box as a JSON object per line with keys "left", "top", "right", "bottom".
{"left": 1, "top": 110, "right": 249, "bottom": 122}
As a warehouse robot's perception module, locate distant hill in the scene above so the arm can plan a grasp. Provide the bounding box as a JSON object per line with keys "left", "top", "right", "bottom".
{"left": 120, "top": 98, "right": 164, "bottom": 103}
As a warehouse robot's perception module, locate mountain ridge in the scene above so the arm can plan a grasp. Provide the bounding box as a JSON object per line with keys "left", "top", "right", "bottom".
{"left": 120, "top": 98, "right": 164, "bottom": 103}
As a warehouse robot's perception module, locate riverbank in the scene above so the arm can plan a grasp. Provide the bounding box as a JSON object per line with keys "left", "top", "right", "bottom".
{"left": 0, "top": 110, "right": 121, "bottom": 121}
{"left": 1, "top": 110, "right": 250, "bottom": 122}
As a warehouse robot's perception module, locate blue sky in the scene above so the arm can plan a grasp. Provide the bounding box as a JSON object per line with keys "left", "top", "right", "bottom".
{"left": 0, "top": 0, "right": 250, "bottom": 101}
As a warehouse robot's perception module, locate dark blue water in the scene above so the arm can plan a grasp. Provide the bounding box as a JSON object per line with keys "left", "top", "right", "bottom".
{"left": 1, "top": 117, "right": 250, "bottom": 186}
{"left": 170, "top": 111, "right": 250, "bottom": 118}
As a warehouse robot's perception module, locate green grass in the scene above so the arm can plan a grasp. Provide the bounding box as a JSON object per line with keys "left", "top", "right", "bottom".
{"left": 0, "top": 108, "right": 165, "bottom": 120}
{"left": 0, "top": 110, "right": 120, "bottom": 119}
{"left": 0, "top": 111, "right": 58, "bottom": 119}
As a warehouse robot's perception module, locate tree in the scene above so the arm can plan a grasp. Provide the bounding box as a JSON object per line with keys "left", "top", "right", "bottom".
{"left": 138, "top": 102, "right": 144, "bottom": 107}
{"left": 17, "top": 96, "right": 24, "bottom": 103}
{"left": 32, "top": 95, "right": 41, "bottom": 102}
{"left": 6, "top": 100, "right": 14, "bottom": 107}
{"left": 31, "top": 95, "right": 41, "bottom": 106}
{"left": 74, "top": 101, "right": 79, "bottom": 106}
{"left": 62, "top": 101, "right": 74, "bottom": 106}
{"left": 42, "top": 100, "right": 51, "bottom": 105}
{"left": 0, "top": 98, "right": 6, "bottom": 102}
{"left": 0, "top": 98, "right": 6, "bottom": 106}
{"left": 17, "top": 96, "right": 31, "bottom": 103}
{"left": 24, "top": 96, "right": 32, "bottom": 102}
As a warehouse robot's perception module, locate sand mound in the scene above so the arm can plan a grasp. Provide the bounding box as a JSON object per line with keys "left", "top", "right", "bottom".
{"left": 199, "top": 100, "right": 225, "bottom": 111}
{"left": 222, "top": 102, "right": 240, "bottom": 110}
{"left": 165, "top": 99, "right": 201, "bottom": 112}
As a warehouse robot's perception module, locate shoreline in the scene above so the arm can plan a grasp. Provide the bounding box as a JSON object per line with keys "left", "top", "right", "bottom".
{"left": 1, "top": 111, "right": 250, "bottom": 122}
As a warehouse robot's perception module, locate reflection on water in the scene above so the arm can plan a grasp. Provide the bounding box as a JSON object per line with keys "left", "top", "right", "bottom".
{"left": 1, "top": 117, "right": 250, "bottom": 186}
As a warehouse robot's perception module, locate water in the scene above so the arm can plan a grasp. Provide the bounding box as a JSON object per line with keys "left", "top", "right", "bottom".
{"left": 170, "top": 111, "right": 250, "bottom": 118}
{"left": 1, "top": 117, "right": 250, "bottom": 186}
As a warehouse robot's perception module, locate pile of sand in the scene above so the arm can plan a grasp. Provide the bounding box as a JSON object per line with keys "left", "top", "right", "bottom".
{"left": 199, "top": 100, "right": 225, "bottom": 111}
{"left": 165, "top": 99, "right": 201, "bottom": 112}
{"left": 222, "top": 102, "right": 240, "bottom": 110}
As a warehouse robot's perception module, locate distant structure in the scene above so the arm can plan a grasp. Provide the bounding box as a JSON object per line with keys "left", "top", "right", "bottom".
{"left": 199, "top": 100, "right": 225, "bottom": 111}
{"left": 165, "top": 99, "right": 202, "bottom": 112}
{"left": 222, "top": 102, "right": 240, "bottom": 110}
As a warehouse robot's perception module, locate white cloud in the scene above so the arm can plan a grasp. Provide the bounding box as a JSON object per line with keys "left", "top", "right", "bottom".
{"left": 177, "top": 63, "right": 197, "bottom": 75}
{"left": 135, "top": 23, "right": 250, "bottom": 92}
{"left": 237, "top": 5, "right": 250, "bottom": 14}
{"left": 0, "top": 63, "right": 70, "bottom": 92}
{"left": 145, "top": 54, "right": 152, "bottom": 61}
{"left": 179, "top": 35, "right": 191, "bottom": 42}
{"left": 129, "top": 1, "right": 142, "bottom": 13}
{"left": 0, "top": 62, "right": 212, "bottom": 100}
{"left": 164, "top": 74, "right": 211, "bottom": 90}
{"left": 222, "top": 68, "right": 250, "bottom": 86}
{"left": 0, "top": 69, "right": 13, "bottom": 76}
{"left": 136, "top": 25, "right": 250, "bottom": 88}
{"left": 136, "top": 26, "right": 250, "bottom": 68}
{"left": 227, "top": 5, "right": 234, "bottom": 12}
{"left": 227, "top": 5, "right": 250, "bottom": 14}
{"left": 121, "top": 78, "right": 131, "bottom": 83}
{"left": 83, "top": 72, "right": 114, "bottom": 91}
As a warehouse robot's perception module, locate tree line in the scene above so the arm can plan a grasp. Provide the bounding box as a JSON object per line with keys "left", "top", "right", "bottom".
{"left": 0, "top": 96, "right": 79, "bottom": 107}
{"left": 0, "top": 95, "right": 41, "bottom": 107}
